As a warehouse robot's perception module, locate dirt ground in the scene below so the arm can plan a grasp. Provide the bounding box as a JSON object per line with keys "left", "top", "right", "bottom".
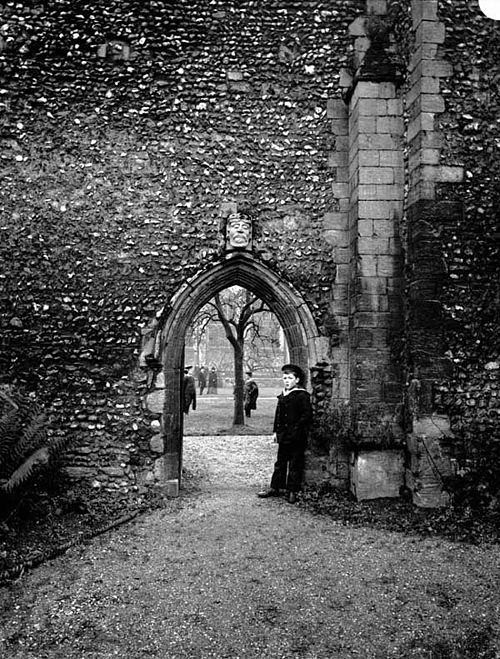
{"left": 1, "top": 434, "right": 499, "bottom": 659}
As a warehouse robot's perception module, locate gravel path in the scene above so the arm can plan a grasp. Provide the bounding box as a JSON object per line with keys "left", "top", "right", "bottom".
{"left": 1, "top": 435, "right": 499, "bottom": 658}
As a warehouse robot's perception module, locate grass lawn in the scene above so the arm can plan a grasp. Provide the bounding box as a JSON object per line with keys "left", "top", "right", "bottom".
{"left": 183, "top": 386, "right": 277, "bottom": 435}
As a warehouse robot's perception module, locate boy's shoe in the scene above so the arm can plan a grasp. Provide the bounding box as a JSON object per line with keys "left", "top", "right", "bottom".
{"left": 287, "top": 491, "right": 297, "bottom": 504}
{"left": 257, "top": 488, "right": 280, "bottom": 498}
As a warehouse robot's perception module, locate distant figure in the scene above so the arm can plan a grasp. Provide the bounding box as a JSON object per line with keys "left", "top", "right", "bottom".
{"left": 183, "top": 367, "right": 197, "bottom": 414}
{"left": 207, "top": 367, "right": 218, "bottom": 395}
{"left": 244, "top": 371, "right": 259, "bottom": 418}
{"left": 198, "top": 366, "right": 207, "bottom": 396}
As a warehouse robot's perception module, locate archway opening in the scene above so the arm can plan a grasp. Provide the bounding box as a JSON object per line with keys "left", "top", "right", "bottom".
{"left": 183, "top": 284, "right": 287, "bottom": 432}
{"left": 146, "top": 253, "right": 325, "bottom": 494}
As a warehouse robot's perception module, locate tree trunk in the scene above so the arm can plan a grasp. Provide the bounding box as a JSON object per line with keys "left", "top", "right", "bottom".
{"left": 233, "top": 342, "right": 245, "bottom": 425}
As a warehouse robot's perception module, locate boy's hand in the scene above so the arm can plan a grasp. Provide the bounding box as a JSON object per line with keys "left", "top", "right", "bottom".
{"left": 272, "top": 432, "right": 277, "bottom": 443}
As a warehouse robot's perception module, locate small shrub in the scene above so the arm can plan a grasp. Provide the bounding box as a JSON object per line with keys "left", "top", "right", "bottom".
{"left": 314, "top": 401, "right": 405, "bottom": 452}
{"left": 444, "top": 419, "right": 500, "bottom": 510}
{"left": 0, "top": 386, "right": 72, "bottom": 520}
{"left": 311, "top": 401, "right": 352, "bottom": 455}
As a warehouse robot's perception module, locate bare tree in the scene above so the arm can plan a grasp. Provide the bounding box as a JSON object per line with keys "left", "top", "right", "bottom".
{"left": 190, "top": 287, "right": 276, "bottom": 425}
{"left": 186, "top": 308, "right": 213, "bottom": 368}
{"left": 243, "top": 311, "right": 283, "bottom": 373}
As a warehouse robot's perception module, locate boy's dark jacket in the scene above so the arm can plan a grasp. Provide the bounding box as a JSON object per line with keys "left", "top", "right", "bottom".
{"left": 273, "top": 388, "right": 312, "bottom": 446}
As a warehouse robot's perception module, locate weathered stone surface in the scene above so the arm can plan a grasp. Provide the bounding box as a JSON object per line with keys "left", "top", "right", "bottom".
{"left": 350, "top": 450, "right": 404, "bottom": 500}
{"left": 64, "top": 467, "right": 97, "bottom": 479}
{"left": 412, "top": 414, "right": 452, "bottom": 439}
{"left": 153, "top": 453, "right": 181, "bottom": 485}
{"left": 150, "top": 434, "right": 164, "bottom": 454}
{"left": 406, "top": 430, "right": 453, "bottom": 508}
{"left": 100, "top": 466, "right": 125, "bottom": 478}
{"left": 303, "top": 454, "right": 329, "bottom": 486}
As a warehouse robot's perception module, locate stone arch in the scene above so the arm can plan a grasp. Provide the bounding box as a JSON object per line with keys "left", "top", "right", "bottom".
{"left": 155, "top": 252, "right": 327, "bottom": 495}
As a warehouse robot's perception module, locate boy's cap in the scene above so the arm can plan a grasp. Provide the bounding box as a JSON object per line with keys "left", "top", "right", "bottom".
{"left": 281, "top": 363, "right": 305, "bottom": 384}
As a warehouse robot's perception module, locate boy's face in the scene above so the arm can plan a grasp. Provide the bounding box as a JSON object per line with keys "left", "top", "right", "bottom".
{"left": 282, "top": 371, "right": 300, "bottom": 390}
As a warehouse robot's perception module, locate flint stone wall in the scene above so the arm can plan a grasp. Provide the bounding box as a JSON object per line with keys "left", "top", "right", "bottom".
{"left": 0, "top": 1, "right": 497, "bottom": 504}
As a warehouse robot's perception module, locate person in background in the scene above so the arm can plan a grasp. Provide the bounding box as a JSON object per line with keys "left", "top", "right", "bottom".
{"left": 244, "top": 371, "right": 259, "bottom": 418}
{"left": 183, "top": 366, "right": 197, "bottom": 414}
{"left": 207, "top": 366, "right": 218, "bottom": 395}
{"left": 198, "top": 366, "right": 207, "bottom": 396}
{"left": 257, "top": 363, "right": 312, "bottom": 504}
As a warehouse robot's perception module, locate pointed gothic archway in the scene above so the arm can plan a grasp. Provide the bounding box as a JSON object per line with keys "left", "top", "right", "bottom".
{"left": 153, "top": 252, "right": 327, "bottom": 495}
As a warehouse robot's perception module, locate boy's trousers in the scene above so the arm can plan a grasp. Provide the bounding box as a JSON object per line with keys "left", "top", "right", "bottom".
{"left": 270, "top": 441, "right": 305, "bottom": 492}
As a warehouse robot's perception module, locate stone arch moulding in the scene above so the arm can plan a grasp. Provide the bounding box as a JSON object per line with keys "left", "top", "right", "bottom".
{"left": 154, "top": 252, "right": 328, "bottom": 496}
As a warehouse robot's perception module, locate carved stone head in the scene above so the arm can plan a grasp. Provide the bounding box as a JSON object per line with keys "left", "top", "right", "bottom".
{"left": 225, "top": 211, "right": 253, "bottom": 251}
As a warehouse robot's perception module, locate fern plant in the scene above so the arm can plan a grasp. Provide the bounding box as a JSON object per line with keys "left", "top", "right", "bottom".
{"left": 0, "top": 387, "right": 69, "bottom": 508}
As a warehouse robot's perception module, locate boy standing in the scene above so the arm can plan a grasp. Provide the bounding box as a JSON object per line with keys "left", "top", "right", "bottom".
{"left": 258, "top": 364, "right": 312, "bottom": 504}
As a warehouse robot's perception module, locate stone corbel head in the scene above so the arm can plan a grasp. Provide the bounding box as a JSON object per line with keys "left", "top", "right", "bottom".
{"left": 223, "top": 208, "right": 253, "bottom": 252}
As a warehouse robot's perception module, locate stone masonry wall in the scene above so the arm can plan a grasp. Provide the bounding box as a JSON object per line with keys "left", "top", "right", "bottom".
{"left": 434, "top": 0, "right": 500, "bottom": 504}
{"left": 403, "top": 0, "right": 463, "bottom": 506}
{"left": 0, "top": 0, "right": 363, "bottom": 491}
{"left": 401, "top": 0, "right": 500, "bottom": 507}
{"left": 347, "top": 76, "right": 405, "bottom": 434}
{"left": 0, "top": 0, "right": 497, "bottom": 500}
